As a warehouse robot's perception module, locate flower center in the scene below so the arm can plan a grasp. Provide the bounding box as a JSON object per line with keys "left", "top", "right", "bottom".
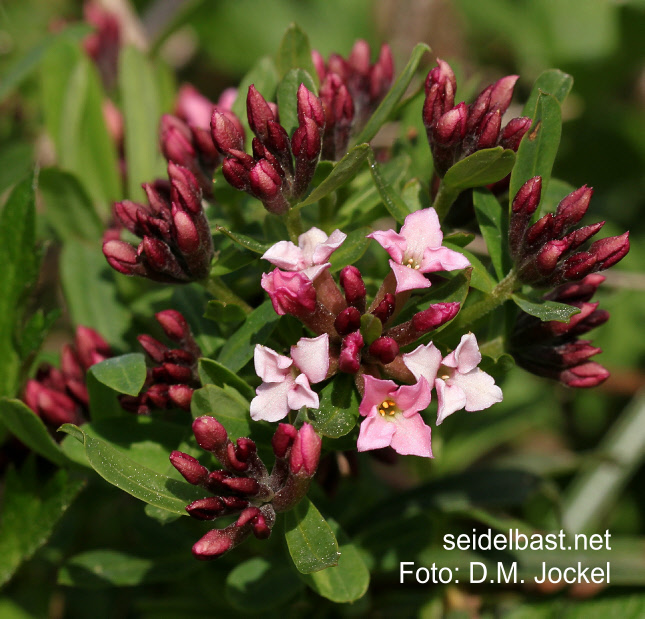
{"left": 404, "top": 257, "right": 421, "bottom": 270}
{"left": 438, "top": 365, "right": 451, "bottom": 381}
{"left": 378, "top": 399, "right": 398, "bottom": 417}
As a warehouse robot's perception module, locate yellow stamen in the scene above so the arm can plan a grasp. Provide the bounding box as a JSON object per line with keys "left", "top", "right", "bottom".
{"left": 378, "top": 399, "right": 397, "bottom": 417}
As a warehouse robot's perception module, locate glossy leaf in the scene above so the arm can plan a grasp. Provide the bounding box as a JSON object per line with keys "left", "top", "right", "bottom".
{"left": 443, "top": 242, "right": 496, "bottom": 293}
{"left": 296, "top": 143, "right": 370, "bottom": 208}
{"left": 329, "top": 227, "right": 370, "bottom": 273}
{"left": 89, "top": 353, "right": 146, "bottom": 397}
{"left": 276, "top": 68, "right": 317, "bottom": 137}
{"left": 276, "top": 23, "right": 318, "bottom": 85}
{"left": 204, "top": 300, "right": 247, "bottom": 324}
{"left": 522, "top": 68, "right": 573, "bottom": 116}
{"left": 354, "top": 43, "right": 431, "bottom": 145}
{"left": 209, "top": 244, "right": 258, "bottom": 277}
{"left": 17, "top": 308, "right": 61, "bottom": 361}
{"left": 190, "top": 384, "right": 251, "bottom": 440}
{"left": 443, "top": 147, "right": 516, "bottom": 191}
{"left": 367, "top": 149, "right": 412, "bottom": 224}
{"left": 59, "top": 424, "right": 203, "bottom": 515}
{"left": 284, "top": 497, "right": 339, "bottom": 573}
{"left": 308, "top": 374, "right": 359, "bottom": 438}
{"left": 473, "top": 188, "right": 510, "bottom": 279}
{"left": 443, "top": 231, "right": 475, "bottom": 248}
{"left": 86, "top": 372, "right": 126, "bottom": 421}
{"left": 215, "top": 226, "right": 272, "bottom": 254}
{"left": 512, "top": 293, "right": 581, "bottom": 322}
{"left": 198, "top": 358, "right": 255, "bottom": 401}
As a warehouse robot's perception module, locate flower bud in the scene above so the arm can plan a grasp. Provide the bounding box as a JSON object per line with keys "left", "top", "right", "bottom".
{"left": 167, "top": 384, "right": 194, "bottom": 411}
{"left": 412, "top": 302, "right": 460, "bottom": 332}
{"left": 499, "top": 117, "right": 532, "bottom": 151}
{"left": 170, "top": 451, "right": 209, "bottom": 486}
{"left": 261, "top": 269, "right": 317, "bottom": 317}
{"left": 222, "top": 157, "right": 251, "bottom": 190}
{"left": 102, "top": 240, "right": 145, "bottom": 277}
{"left": 156, "top": 310, "right": 190, "bottom": 342}
{"left": 371, "top": 293, "right": 396, "bottom": 325}
{"left": 368, "top": 336, "right": 399, "bottom": 365}
{"left": 297, "top": 84, "right": 325, "bottom": 129}
{"left": 339, "top": 265, "right": 366, "bottom": 312}
{"left": 334, "top": 306, "right": 362, "bottom": 336}
{"left": 560, "top": 362, "right": 609, "bottom": 388}
{"left": 247, "top": 85, "right": 275, "bottom": 142}
{"left": 339, "top": 331, "right": 364, "bottom": 374}
{"left": 290, "top": 423, "right": 322, "bottom": 477}
{"left": 137, "top": 334, "right": 168, "bottom": 363}
{"left": 193, "top": 416, "right": 228, "bottom": 453}
{"left": 249, "top": 159, "right": 289, "bottom": 215}
{"left": 272, "top": 423, "right": 298, "bottom": 458}
{"left": 589, "top": 232, "right": 630, "bottom": 270}
{"left": 433, "top": 102, "right": 468, "bottom": 146}
{"left": 186, "top": 497, "right": 226, "bottom": 521}
{"left": 509, "top": 176, "right": 542, "bottom": 257}
{"left": 211, "top": 109, "right": 245, "bottom": 155}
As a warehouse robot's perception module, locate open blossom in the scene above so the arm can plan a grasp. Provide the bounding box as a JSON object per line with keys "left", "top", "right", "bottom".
{"left": 250, "top": 335, "right": 329, "bottom": 422}
{"left": 357, "top": 376, "right": 433, "bottom": 457}
{"left": 368, "top": 208, "right": 470, "bottom": 293}
{"left": 403, "top": 333, "right": 503, "bottom": 425}
{"left": 262, "top": 227, "right": 347, "bottom": 281}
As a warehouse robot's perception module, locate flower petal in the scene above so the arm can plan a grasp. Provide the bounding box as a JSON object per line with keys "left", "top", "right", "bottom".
{"left": 287, "top": 374, "right": 320, "bottom": 410}
{"left": 291, "top": 334, "right": 329, "bottom": 384}
{"left": 367, "top": 229, "right": 406, "bottom": 264}
{"left": 443, "top": 333, "right": 481, "bottom": 373}
{"left": 262, "top": 240, "right": 305, "bottom": 271}
{"left": 399, "top": 208, "right": 443, "bottom": 258}
{"left": 359, "top": 376, "right": 398, "bottom": 417}
{"left": 253, "top": 345, "right": 292, "bottom": 383}
{"left": 420, "top": 246, "right": 470, "bottom": 273}
{"left": 302, "top": 262, "right": 331, "bottom": 281}
{"left": 390, "top": 412, "right": 433, "bottom": 457}
{"left": 403, "top": 343, "right": 443, "bottom": 384}
{"left": 311, "top": 228, "right": 347, "bottom": 265}
{"left": 390, "top": 260, "right": 431, "bottom": 293}
{"left": 435, "top": 377, "right": 467, "bottom": 425}
{"left": 394, "top": 377, "right": 432, "bottom": 415}
{"left": 298, "top": 227, "right": 330, "bottom": 264}
{"left": 357, "top": 414, "right": 396, "bottom": 452}
{"left": 448, "top": 368, "right": 503, "bottom": 412}
{"left": 250, "top": 379, "right": 292, "bottom": 422}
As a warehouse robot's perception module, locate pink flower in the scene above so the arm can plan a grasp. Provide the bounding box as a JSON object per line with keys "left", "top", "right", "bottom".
{"left": 357, "top": 376, "right": 433, "bottom": 457}
{"left": 403, "top": 333, "right": 503, "bottom": 425}
{"left": 262, "top": 227, "right": 347, "bottom": 281}
{"left": 260, "top": 269, "right": 317, "bottom": 316}
{"left": 367, "top": 208, "right": 470, "bottom": 293}
{"left": 250, "top": 335, "right": 329, "bottom": 422}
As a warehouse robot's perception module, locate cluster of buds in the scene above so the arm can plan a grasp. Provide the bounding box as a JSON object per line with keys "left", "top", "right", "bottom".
{"left": 170, "top": 417, "right": 321, "bottom": 559}
{"left": 160, "top": 85, "right": 243, "bottom": 197}
{"left": 82, "top": 2, "right": 121, "bottom": 91}
{"left": 311, "top": 40, "right": 394, "bottom": 160}
{"left": 23, "top": 327, "right": 112, "bottom": 429}
{"left": 120, "top": 310, "right": 202, "bottom": 414}
{"left": 103, "top": 162, "right": 214, "bottom": 283}
{"left": 511, "top": 275, "right": 610, "bottom": 388}
{"left": 211, "top": 84, "right": 325, "bottom": 214}
{"left": 510, "top": 177, "right": 630, "bottom": 287}
{"left": 423, "top": 59, "right": 532, "bottom": 177}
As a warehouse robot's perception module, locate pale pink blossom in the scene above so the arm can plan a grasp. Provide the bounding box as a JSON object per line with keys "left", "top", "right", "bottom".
{"left": 357, "top": 375, "right": 433, "bottom": 457}
{"left": 261, "top": 269, "right": 317, "bottom": 316}
{"left": 367, "top": 208, "right": 470, "bottom": 293}
{"left": 403, "top": 333, "right": 503, "bottom": 425}
{"left": 262, "top": 227, "right": 347, "bottom": 281}
{"left": 250, "top": 334, "right": 329, "bottom": 422}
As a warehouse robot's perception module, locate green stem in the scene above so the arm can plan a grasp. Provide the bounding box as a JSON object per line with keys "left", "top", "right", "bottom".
{"left": 204, "top": 276, "right": 252, "bottom": 315}
{"left": 285, "top": 207, "right": 304, "bottom": 243}
{"left": 432, "top": 181, "right": 460, "bottom": 222}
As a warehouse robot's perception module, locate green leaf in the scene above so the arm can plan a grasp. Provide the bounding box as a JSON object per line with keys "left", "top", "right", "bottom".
{"left": 329, "top": 227, "right": 370, "bottom": 273}
{"left": 443, "top": 243, "right": 496, "bottom": 293}
{"left": 0, "top": 399, "right": 67, "bottom": 466}
{"left": 119, "top": 46, "right": 165, "bottom": 202}
{"left": 443, "top": 232, "right": 475, "bottom": 247}
{"left": 217, "top": 301, "right": 280, "bottom": 372}
{"left": 226, "top": 556, "right": 305, "bottom": 612}
{"left": 509, "top": 92, "right": 562, "bottom": 203}
{"left": 204, "top": 300, "right": 247, "bottom": 324}
{"left": 354, "top": 43, "right": 431, "bottom": 145}
{"left": 38, "top": 168, "right": 103, "bottom": 242}
{"left": 0, "top": 177, "right": 37, "bottom": 397}
{"left": 473, "top": 188, "right": 510, "bottom": 280}
{"left": 209, "top": 244, "right": 258, "bottom": 277}
{"left": 443, "top": 147, "right": 516, "bottom": 191}
{"left": 0, "top": 461, "right": 84, "bottom": 588}
{"left": 59, "top": 424, "right": 203, "bottom": 515}
{"left": 300, "top": 519, "right": 369, "bottom": 603}
{"left": 367, "top": 149, "right": 412, "bottom": 224}
{"left": 17, "top": 308, "right": 61, "bottom": 360}
{"left": 522, "top": 68, "right": 573, "bottom": 116}
{"left": 190, "top": 384, "right": 251, "bottom": 440}
{"left": 232, "top": 57, "right": 279, "bottom": 138}
{"left": 360, "top": 313, "right": 383, "bottom": 345}
{"left": 296, "top": 143, "right": 370, "bottom": 208}
{"left": 0, "top": 142, "right": 34, "bottom": 196}
{"left": 276, "top": 23, "right": 318, "bottom": 86}
{"left": 276, "top": 68, "right": 317, "bottom": 137}
{"left": 58, "top": 549, "right": 197, "bottom": 588}
{"left": 88, "top": 353, "right": 146, "bottom": 397}
{"left": 198, "top": 358, "right": 255, "bottom": 401}
{"left": 512, "top": 293, "right": 581, "bottom": 322}
{"left": 308, "top": 374, "right": 359, "bottom": 438}
{"left": 215, "top": 226, "right": 272, "bottom": 254}
{"left": 86, "top": 372, "right": 125, "bottom": 421}
{"left": 284, "top": 498, "right": 339, "bottom": 573}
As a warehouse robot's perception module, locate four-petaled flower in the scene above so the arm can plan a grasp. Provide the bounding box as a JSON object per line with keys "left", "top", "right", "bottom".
{"left": 403, "top": 333, "right": 503, "bottom": 425}
{"left": 357, "top": 376, "right": 433, "bottom": 457}
{"left": 250, "top": 335, "right": 329, "bottom": 422}
{"left": 262, "top": 227, "right": 347, "bottom": 281}
{"left": 368, "top": 208, "right": 470, "bottom": 293}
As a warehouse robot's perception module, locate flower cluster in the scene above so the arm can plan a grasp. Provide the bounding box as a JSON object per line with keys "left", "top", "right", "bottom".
{"left": 103, "top": 162, "right": 214, "bottom": 283}
{"left": 311, "top": 40, "right": 394, "bottom": 160}
{"left": 120, "top": 310, "right": 202, "bottom": 414}
{"left": 510, "top": 176, "right": 630, "bottom": 287}
{"left": 211, "top": 84, "right": 325, "bottom": 214}
{"left": 423, "top": 58, "right": 532, "bottom": 177}
{"left": 170, "top": 417, "right": 321, "bottom": 559}
{"left": 23, "top": 327, "right": 112, "bottom": 429}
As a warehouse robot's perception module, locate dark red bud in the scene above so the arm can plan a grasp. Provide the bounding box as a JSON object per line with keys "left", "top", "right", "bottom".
{"left": 339, "top": 265, "right": 366, "bottom": 310}
{"left": 186, "top": 497, "right": 226, "bottom": 521}
{"left": 137, "top": 334, "right": 168, "bottom": 363}
{"left": 193, "top": 416, "right": 228, "bottom": 452}
{"left": 369, "top": 336, "right": 399, "bottom": 364}
{"left": 156, "top": 310, "right": 190, "bottom": 342}
{"left": 169, "top": 450, "right": 209, "bottom": 486}
{"left": 172, "top": 206, "right": 201, "bottom": 254}
{"left": 297, "top": 84, "right": 325, "bottom": 129}
{"left": 334, "top": 306, "right": 362, "bottom": 336}
{"left": 560, "top": 362, "right": 609, "bottom": 388}
{"left": 371, "top": 293, "right": 396, "bottom": 325}
{"left": 476, "top": 110, "right": 502, "bottom": 150}
{"left": 247, "top": 85, "right": 275, "bottom": 141}
{"left": 339, "top": 331, "right": 364, "bottom": 374}
{"left": 433, "top": 103, "right": 468, "bottom": 145}
{"left": 192, "top": 529, "right": 233, "bottom": 559}
{"left": 167, "top": 384, "right": 193, "bottom": 411}
{"left": 412, "top": 302, "right": 460, "bottom": 332}
{"left": 500, "top": 117, "right": 532, "bottom": 151}
{"left": 290, "top": 423, "right": 322, "bottom": 476}
{"left": 103, "top": 240, "right": 143, "bottom": 276}
{"left": 589, "top": 232, "right": 630, "bottom": 270}
{"left": 211, "top": 109, "right": 245, "bottom": 155}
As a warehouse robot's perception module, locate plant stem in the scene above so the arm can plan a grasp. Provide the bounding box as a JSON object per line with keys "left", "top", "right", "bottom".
{"left": 205, "top": 276, "right": 252, "bottom": 314}
{"left": 432, "top": 181, "right": 460, "bottom": 222}
{"left": 285, "top": 207, "right": 304, "bottom": 243}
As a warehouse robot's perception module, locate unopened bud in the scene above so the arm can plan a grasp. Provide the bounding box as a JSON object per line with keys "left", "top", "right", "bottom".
{"left": 339, "top": 331, "right": 364, "bottom": 373}
{"left": 169, "top": 451, "right": 209, "bottom": 486}
{"left": 589, "top": 232, "right": 630, "bottom": 270}
{"left": 192, "top": 528, "right": 233, "bottom": 559}
{"left": 412, "top": 302, "right": 460, "bottom": 332}
{"left": 339, "top": 265, "right": 366, "bottom": 311}
{"left": 193, "top": 416, "right": 228, "bottom": 452}
{"left": 560, "top": 362, "right": 609, "bottom": 388}
{"left": 211, "top": 109, "right": 244, "bottom": 155}
{"left": 368, "top": 336, "right": 399, "bottom": 365}
{"left": 167, "top": 384, "right": 194, "bottom": 411}
{"left": 247, "top": 85, "right": 275, "bottom": 142}
{"left": 290, "top": 423, "right": 322, "bottom": 477}
{"left": 500, "top": 117, "right": 532, "bottom": 151}
{"left": 334, "top": 306, "right": 362, "bottom": 336}
{"left": 371, "top": 293, "right": 396, "bottom": 325}
{"left": 272, "top": 423, "right": 298, "bottom": 458}
{"left": 261, "top": 269, "right": 317, "bottom": 317}
{"left": 297, "top": 84, "right": 325, "bottom": 129}
{"left": 137, "top": 334, "right": 168, "bottom": 363}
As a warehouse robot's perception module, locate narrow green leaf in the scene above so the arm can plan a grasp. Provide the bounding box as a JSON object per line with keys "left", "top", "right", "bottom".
{"left": 209, "top": 244, "right": 258, "bottom": 277}
{"left": 509, "top": 92, "right": 562, "bottom": 203}
{"left": 0, "top": 142, "right": 34, "bottom": 196}
{"left": 300, "top": 519, "right": 369, "bottom": 603}
{"left": 217, "top": 301, "right": 280, "bottom": 372}
{"left": 443, "top": 243, "right": 496, "bottom": 293}
{"left": 232, "top": 57, "right": 279, "bottom": 138}
{"left": 18, "top": 308, "right": 61, "bottom": 360}
{"left": 198, "top": 358, "right": 255, "bottom": 401}
{"left": 284, "top": 498, "right": 339, "bottom": 573}
{"left": 204, "top": 300, "right": 247, "bottom": 324}
{"left": 367, "top": 149, "right": 412, "bottom": 224}
{"left": 59, "top": 424, "right": 203, "bottom": 515}
{"left": 443, "top": 147, "right": 516, "bottom": 191}
{"left": 190, "top": 384, "right": 251, "bottom": 440}
{"left": 522, "top": 68, "right": 573, "bottom": 116}
{"left": 0, "top": 399, "right": 67, "bottom": 466}
{"left": 39, "top": 168, "right": 103, "bottom": 241}
{"left": 276, "top": 23, "right": 318, "bottom": 86}
{"left": 354, "top": 43, "right": 431, "bottom": 145}
{"left": 329, "top": 227, "right": 370, "bottom": 273}
{"left": 473, "top": 188, "right": 510, "bottom": 280}
{"left": 296, "top": 143, "right": 370, "bottom": 208}
{"left": 0, "top": 462, "right": 84, "bottom": 588}
{"left": 89, "top": 353, "right": 146, "bottom": 397}
{"left": 512, "top": 293, "right": 581, "bottom": 322}
{"left": 215, "top": 226, "right": 272, "bottom": 254}
{"left": 86, "top": 372, "right": 125, "bottom": 421}
{"left": 443, "top": 232, "right": 475, "bottom": 248}
{"left": 119, "top": 46, "right": 165, "bottom": 202}
{"left": 276, "top": 68, "right": 317, "bottom": 137}
{"left": 226, "top": 556, "right": 305, "bottom": 612}
{"left": 308, "top": 374, "right": 359, "bottom": 438}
